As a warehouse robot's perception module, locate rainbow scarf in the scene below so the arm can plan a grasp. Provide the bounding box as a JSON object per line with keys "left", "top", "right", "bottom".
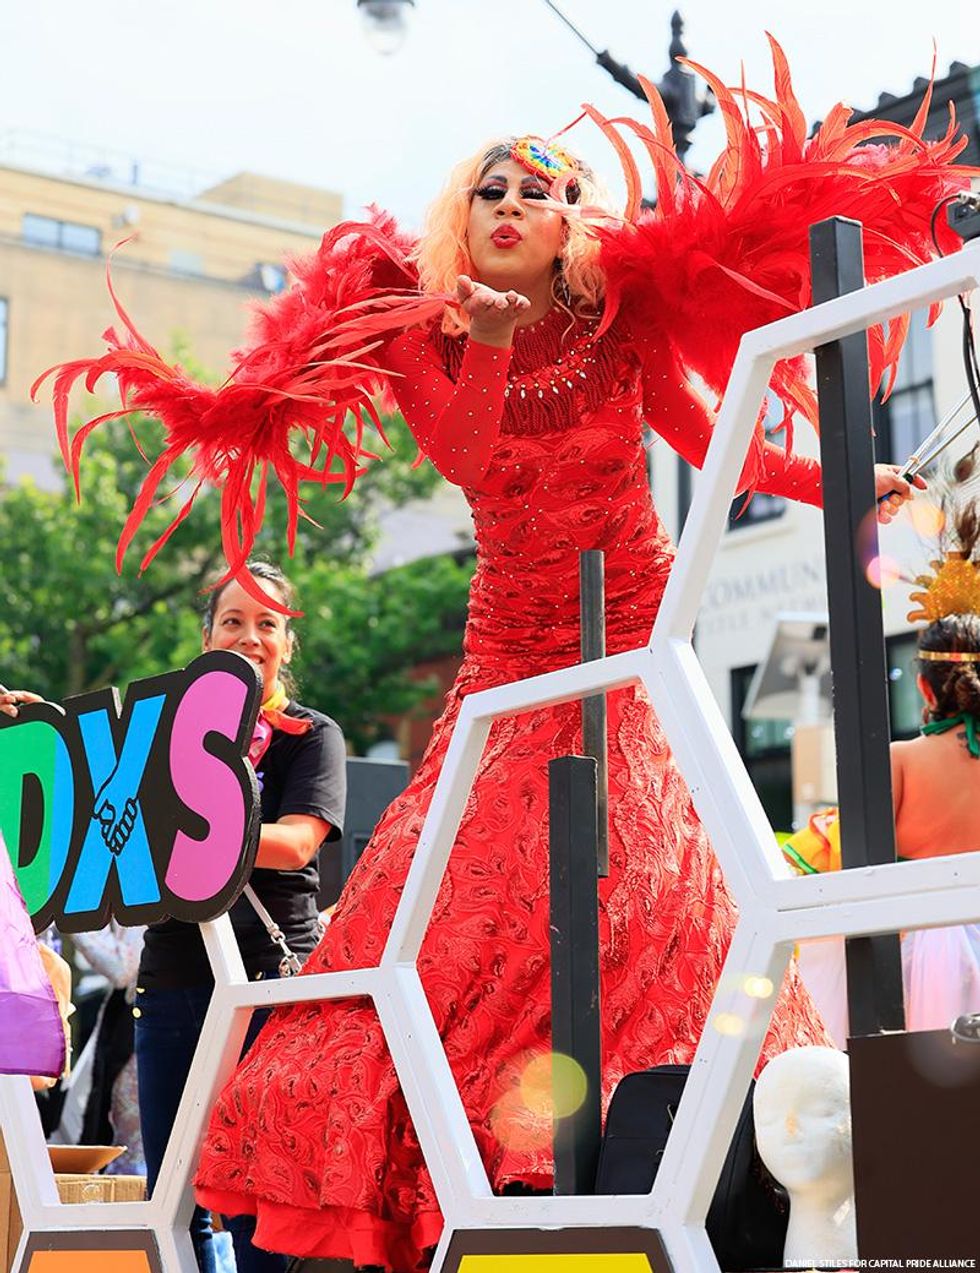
{"left": 248, "top": 683, "right": 311, "bottom": 770}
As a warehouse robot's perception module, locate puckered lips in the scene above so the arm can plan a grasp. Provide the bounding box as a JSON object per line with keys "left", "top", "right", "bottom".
{"left": 491, "top": 225, "right": 523, "bottom": 248}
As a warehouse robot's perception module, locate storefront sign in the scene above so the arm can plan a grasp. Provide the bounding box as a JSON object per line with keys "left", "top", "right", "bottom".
{"left": 698, "top": 556, "right": 826, "bottom": 639}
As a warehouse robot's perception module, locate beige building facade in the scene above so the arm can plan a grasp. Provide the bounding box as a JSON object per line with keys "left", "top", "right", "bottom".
{"left": 0, "top": 159, "right": 342, "bottom": 485}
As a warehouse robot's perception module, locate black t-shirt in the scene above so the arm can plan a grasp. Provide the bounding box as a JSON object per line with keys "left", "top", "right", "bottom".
{"left": 139, "top": 702, "right": 347, "bottom": 988}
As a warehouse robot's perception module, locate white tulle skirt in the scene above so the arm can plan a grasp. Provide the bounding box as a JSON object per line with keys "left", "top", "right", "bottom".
{"left": 797, "top": 923, "right": 980, "bottom": 1043}
{"left": 796, "top": 937, "right": 849, "bottom": 1048}
{"left": 902, "top": 923, "right": 980, "bottom": 1032}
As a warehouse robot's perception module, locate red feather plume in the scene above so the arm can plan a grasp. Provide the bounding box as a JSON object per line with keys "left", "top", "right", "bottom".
{"left": 32, "top": 209, "right": 444, "bottom": 612}
{"left": 590, "top": 36, "right": 977, "bottom": 469}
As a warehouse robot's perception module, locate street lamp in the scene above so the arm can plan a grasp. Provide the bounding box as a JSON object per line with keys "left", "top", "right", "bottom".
{"left": 657, "top": 11, "right": 715, "bottom": 161}
{"left": 542, "top": 3, "right": 714, "bottom": 163}
{"left": 356, "top": 0, "right": 415, "bottom": 56}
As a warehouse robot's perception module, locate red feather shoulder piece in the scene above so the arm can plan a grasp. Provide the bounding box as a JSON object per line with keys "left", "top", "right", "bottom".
{"left": 588, "top": 36, "right": 976, "bottom": 467}
{"left": 31, "top": 208, "right": 446, "bottom": 610}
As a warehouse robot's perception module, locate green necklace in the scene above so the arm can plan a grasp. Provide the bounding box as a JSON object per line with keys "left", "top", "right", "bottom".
{"left": 921, "top": 712, "right": 980, "bottom": 759}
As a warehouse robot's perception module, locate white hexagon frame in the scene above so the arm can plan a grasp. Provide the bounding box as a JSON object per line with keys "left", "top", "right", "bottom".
{"left": 3, "top": 241, "right": 980, "bottom": 1273}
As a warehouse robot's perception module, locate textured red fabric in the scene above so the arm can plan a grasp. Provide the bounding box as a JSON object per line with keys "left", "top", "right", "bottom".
{"left": 194, "top": 309, "right": 827, "bottom": 1270}
{"left": 386, "top": 312, "right": 820, "bottom": 503}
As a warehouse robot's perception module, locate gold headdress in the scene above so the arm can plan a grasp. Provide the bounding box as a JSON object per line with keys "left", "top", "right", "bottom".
{"left": 907, "top": 551, "right": 980, "bottom": 624}
{"left": 906, "top": 447, "right": 980, "bottom": 661}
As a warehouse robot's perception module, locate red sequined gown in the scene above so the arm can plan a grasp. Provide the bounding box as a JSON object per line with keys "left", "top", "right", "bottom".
{"left": 196, "top": 307, "right": 827, "bottom": 1270}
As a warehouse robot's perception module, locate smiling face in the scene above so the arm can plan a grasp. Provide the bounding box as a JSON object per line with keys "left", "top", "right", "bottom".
{"left": 466, "top": 158, "right": 566, "bottom": 294}
{"left": 203, "top": 576, "right": 293, "bottom": 701}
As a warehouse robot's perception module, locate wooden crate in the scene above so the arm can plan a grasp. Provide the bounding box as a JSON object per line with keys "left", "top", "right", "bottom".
{"left": 1, "top": 1136, "right": 145, "bottom": 1271}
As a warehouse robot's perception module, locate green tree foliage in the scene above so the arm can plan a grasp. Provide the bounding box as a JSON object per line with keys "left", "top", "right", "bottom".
{"left": 0, "top": 402, "right": 473, "bottom": 749}
{"left": 296, "top": 554, "right": 470, "bottom": 755}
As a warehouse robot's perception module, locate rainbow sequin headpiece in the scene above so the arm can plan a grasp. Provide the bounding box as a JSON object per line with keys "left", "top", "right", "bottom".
{"left": 907, "top": 551, "right": 980, "bottom": 625}
{"left": 510, "top": 136, "right": 576, "bottom": 183}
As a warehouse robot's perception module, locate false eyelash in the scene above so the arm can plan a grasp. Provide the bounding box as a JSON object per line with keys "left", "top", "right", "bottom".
{"left": 472, "top": 185, "right": 550, "bottom": 202}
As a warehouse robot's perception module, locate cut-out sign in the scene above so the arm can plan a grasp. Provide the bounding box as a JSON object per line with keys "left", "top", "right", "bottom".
{"left": 0, "top": 651, "right": 262, "bottom": 934}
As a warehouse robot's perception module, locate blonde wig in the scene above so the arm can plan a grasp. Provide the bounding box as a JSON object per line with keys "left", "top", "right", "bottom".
{"left": 412, "top": 137, "right": 621, "bottom": 336}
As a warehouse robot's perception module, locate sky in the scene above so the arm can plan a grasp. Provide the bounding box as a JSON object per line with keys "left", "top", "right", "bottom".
{"left": 0, "top": 0, "right": 976, "bottom": 231}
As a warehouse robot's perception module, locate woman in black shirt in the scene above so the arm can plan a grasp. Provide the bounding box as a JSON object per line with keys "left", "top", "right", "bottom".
{"left": 135, "top": 561, "right": 347, "bottom": 1273}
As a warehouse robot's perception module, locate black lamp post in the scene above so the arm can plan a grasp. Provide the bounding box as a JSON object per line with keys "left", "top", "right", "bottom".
{"left": 656, "top": 11, "right": 715, "bottom": 161}
{"left": 542, "top": 3, "right": 714, "bottom": 163}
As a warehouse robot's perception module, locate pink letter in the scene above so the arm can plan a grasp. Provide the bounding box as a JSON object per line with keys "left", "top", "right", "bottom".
{"left": 166, "top": 670, "right": 249, "bottom": 902}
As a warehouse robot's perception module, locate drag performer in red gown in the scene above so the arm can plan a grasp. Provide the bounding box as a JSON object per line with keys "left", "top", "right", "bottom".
{"left": 36, "top": 42, "right": 971, "bottom": 1271}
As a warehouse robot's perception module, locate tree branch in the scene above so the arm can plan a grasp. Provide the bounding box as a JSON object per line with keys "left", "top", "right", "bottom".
{"left": 85, "top": 549, "right": 222, "bottom": 639}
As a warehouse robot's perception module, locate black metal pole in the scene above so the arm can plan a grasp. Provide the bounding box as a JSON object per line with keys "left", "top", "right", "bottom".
{"left": 549, "top": 755, "right": 603, "bottom": 1195}
{"left": 580, "top": 551, "right": 609, "bottom": 877}
{"left": 540, "top": 0, "right": 646, "bottom": 101}
{"left": 809, "top": 216, "right": 906, "bottom": 1036}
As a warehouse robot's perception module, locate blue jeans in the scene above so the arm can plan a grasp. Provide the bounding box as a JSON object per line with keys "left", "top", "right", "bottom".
{"left": 135, "top": 981, "right": 288, "bottom": 1273}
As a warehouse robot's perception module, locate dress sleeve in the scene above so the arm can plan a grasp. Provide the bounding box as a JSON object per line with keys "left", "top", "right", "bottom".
{"left": 640, "top": 352, "right": 822, "bottom": 507}
{"left": 383, "top": 328, "right": 512, "bottom": 488}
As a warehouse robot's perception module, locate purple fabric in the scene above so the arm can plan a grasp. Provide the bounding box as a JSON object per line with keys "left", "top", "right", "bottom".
{"left": 0, "top": 834, "right": 65, "bottom": 1078}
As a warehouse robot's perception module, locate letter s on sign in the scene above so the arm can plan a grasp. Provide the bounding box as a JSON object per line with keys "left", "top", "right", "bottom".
{"left": 165, "top": 669, "right": 250, "bottom": 903}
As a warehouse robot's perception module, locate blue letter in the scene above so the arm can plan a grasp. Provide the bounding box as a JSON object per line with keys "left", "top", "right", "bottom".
{"left": 65, "top": 696, "right": 165, "bottom": 915}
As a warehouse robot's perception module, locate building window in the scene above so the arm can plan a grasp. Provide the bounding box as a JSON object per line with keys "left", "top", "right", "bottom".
{"left": 0, "top": 298, "right": 7, "bottom": 384}
{"left": 677, "top": 457, "right": 693, "bottom": 536}
{"left": 239, "top": 262, "right": 290, "bottom": 293}
{"left": 256, "top": 263, "right": 288, "bottom": 294}
{"left": 22, "top": 213, "right": 101, "bottom": 256}
{"left": 728, "top": 400, "right": 787, "bottom": 530}
{"left": 2, "top": 448, "right": 60, "bottom": 490}
{"left": 886, "top": 632, "right": 922, "bottom": 741}
{"left": 168, "top": 248, "right": 205, "bottom": 277}
{"left": 731, "top": 664, "right": 794, "bottom": 832}
{"left": 873, "top": 308, "right": 934, "bottom": 467}
{"left": 729, "top": 485, "right": 786, "bottom": 529}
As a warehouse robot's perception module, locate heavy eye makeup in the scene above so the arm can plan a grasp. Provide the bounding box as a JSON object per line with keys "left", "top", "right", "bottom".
{"left": 472, "top": 181, "right": 550, "bottom": 202}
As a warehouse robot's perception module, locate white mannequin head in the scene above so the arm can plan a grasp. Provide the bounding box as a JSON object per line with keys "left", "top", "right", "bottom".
{"left": 754, "top": 1046, "right": 857, "bottom": 1263}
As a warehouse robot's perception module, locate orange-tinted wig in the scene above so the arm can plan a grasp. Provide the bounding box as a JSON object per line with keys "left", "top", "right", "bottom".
{"left": 412, "top": 137, "right": 620, "bottom": 335}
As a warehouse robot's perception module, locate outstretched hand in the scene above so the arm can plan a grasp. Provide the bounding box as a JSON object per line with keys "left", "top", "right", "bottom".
{"left": 874, "top": 464, "right": 927, "bottom": 525}
{"left": 457, "top": 275, "right": 530, "bottom": 348}
{"left": 0, "top": 687, "right": 43, "bottom": 719}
